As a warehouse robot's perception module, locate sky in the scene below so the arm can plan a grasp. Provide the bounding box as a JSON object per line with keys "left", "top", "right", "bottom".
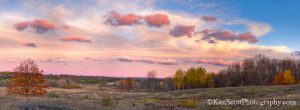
{"left": 0, "top": 0, "right": 299, "bottom": 77}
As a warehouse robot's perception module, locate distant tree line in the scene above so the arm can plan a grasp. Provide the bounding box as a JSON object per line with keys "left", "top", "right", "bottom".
{"left": 172, "top": 54, "right": 299, "bottom": 90}
{"left": 119, "top": 54, "right": 300, "bottom": 92}
{"left": 213, "top": 54, "right": 298, "bottom": 87}
{"left": 2, "top": 54, "right": 299, "bottom": 95}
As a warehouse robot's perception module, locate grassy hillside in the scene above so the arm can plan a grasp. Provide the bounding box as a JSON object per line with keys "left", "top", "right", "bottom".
{"left": 0, "top": 84, "right": 300, "bottom": 110}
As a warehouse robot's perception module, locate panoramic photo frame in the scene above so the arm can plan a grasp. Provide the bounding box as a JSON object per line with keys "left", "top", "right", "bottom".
{"left": 0, "top": 0, "right": 299, "bottom": 109}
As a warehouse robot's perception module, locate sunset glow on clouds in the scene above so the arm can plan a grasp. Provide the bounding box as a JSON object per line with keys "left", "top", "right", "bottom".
{"left": 0, "top": 0, "right": 299, "bottom": 77}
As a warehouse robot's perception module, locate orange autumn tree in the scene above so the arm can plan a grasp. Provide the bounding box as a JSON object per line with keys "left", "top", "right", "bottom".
{"left": 274, "top": 69, "right": 296, "bottom": 85}
{"left": 121, "top": 78, "right": 133, "bottom": 91}
{"left": 7, "top": 59, "right": 48, "bottom": 96}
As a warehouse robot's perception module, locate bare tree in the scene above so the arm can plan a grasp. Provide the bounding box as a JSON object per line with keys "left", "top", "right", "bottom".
{"left": 147, "top": 70, "right": 157, "bottom": 93}
{"left": 162, "top": 77, "right": 174, "bottom": 92}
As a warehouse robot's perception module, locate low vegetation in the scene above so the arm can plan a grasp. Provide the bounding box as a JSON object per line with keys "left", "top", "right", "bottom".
{"left": 177, "top": 99, "right": 198, "bottom": 108}
{"left": 101, "top": 96, "right": 114, "bottom": 107}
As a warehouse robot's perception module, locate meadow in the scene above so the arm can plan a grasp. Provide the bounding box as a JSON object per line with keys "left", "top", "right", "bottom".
{"left": 0, "top": 83, "right": 300, "bottom": 110}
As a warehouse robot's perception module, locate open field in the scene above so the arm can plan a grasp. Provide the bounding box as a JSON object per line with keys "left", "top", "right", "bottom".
{"left": 1, "top": 84, "right": 300, "bottom": 110}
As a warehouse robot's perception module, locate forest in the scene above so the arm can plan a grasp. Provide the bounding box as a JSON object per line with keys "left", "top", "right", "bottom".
{"left": 173, "top": 54, "right": 299, "bottom": 89}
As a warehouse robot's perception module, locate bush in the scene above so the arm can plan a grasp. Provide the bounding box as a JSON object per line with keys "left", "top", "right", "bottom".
{"left": 178, "top": 99, "right": 197, "bottom": 108}
{"left": 82, "top": 95, "right": 90, "bottom": 100}
{"left": 101, "top": 97, "right": 113, "bottom": 106}
{"left": 48, "top": 92, "right": 59, "bottom": 98}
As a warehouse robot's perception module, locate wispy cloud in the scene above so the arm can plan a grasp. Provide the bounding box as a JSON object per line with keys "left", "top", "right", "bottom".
{"left": 39, "top": 57, "right": 71, "bottom": 64}
{"left": 184, "top": 59, "right": 235, "bottom": 67}
{"left": 83, "top": 57, "right": 102, "bottom": 62}
{"left": 21, "top": 42, "right": 37, "bottom": 48}
{"left": 60, "top": 36, "right": 92, "bottom": 43}
{"left": 118, "top": 56, "right": 177, "bottom": 65}
{"left": 245, "top": 21, "right": 271, "bottom": 37}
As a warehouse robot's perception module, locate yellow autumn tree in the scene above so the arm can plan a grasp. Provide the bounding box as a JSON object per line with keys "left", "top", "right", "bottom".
{"left": 206, "top": 73, "right": 215, "bottom": 88}
{"left": 7, "top": 59, "right": 48, "bottom": 96}
{"left": 173, "top": 69, "right": 185, "bottom": 90}
{"left": 185, "top": 67, "right": 207, "bottom": 88}
{"left": 274, "top": 69, "right": 296, "bottom": 85}
{"left": 283, "top": 69, "right": 296, "bottom": 84}
{"left": 274, "top": 72, "right": 284, "bottom": 85}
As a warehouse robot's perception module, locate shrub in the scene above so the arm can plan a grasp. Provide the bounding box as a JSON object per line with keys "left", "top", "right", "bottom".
{"left": 101, "top": 97, "right": 113, "bottom": 106}
{"left": 48, "top": 92, "right": 59, "bottom": 98}
{"left": 82, "top": 95, "right": 90, "bottom": 100}
{"left": 178, "top": 99, "right": 198, "bottom": 108}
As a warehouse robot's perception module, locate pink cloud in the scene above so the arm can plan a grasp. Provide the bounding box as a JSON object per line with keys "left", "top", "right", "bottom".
{"left": 118, "top": 56, "right": 177, "bottom": 65}
{"left": 144, "top": 13, "right": 170, "bottom": 27}
{"left": 201, "top": 29, "right": 258, "bottom": 43}
{"left": 30, "top": 19, "right": 56, "bottom": 33}
{"left": 105, "top": 11, "right": 170, "bottom": 28}
{"left": 14, "top": 21, "right": 31, "bottom": 31}
{"left": 185, "top": 59, "right": 234, "bottom": 67}
{"left": 238, "top": 32, "right": 258, "bottom": 43}
{"left": 202, "top": 16, "right": 217, "bottom": 22}
{"left": 61, "top": 24, "right": 71, "bottom": 29}
{"left": 169, "top": 25, "right": 195, "bottom": 37}
{"left": 60, "top": 36, "right": 92, "bottom": 43}
{"left": 200, "top": 29, "right": 210, "bottom": 35}
{"left": 14, "top": 19, "right": 56, "bottom": 33}
{"left": 204, "top": 30, "right": 237, "bottom": 41}
{"left": 105, "top": 11, "right": 142, "bottom": 26}
{"left": 21, "top": 42, "right": 37, "bottom": 48}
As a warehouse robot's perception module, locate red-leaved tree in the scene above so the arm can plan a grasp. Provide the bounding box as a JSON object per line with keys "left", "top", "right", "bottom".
{"left": 7, "top": 59, "right": 48, "bottom": 96}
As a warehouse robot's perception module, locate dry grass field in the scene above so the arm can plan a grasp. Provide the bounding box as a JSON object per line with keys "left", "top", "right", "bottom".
{"left": 1, "top": 84, "right": 300, "bottom": 110}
